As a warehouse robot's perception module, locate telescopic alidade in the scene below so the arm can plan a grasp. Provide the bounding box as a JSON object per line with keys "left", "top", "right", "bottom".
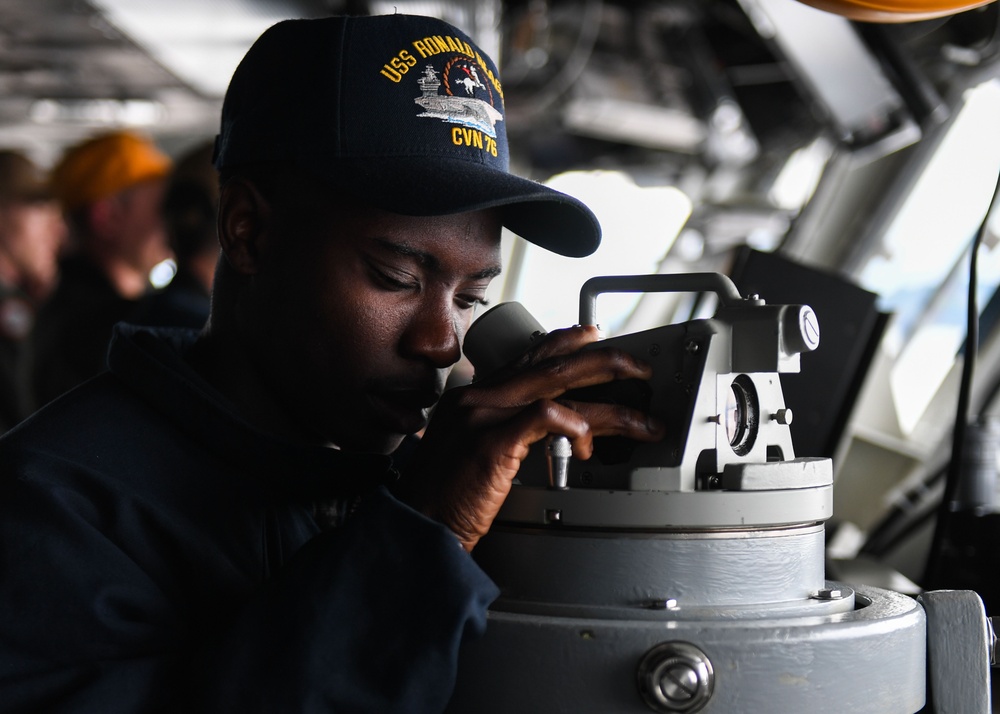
{"left": 450, "top": 273, "right": 994, "bottom": 714}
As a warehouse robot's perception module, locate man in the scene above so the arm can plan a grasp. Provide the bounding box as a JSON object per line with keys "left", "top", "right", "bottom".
{"left": 32, "top": 130, "right": 172, "bottom": 406}
{"left": 0, "top": 149, "right": 66, "bottom": 431}
{"left": 0, "top": 14, "right": 664, "bottom": 712}
{"left": 128, "top": 140, "right": 218, "bottom": 329}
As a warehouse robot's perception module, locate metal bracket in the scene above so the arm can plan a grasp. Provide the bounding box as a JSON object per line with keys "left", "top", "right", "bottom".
{"left": 918, "top": 589, "right": 993, "bottom": 713}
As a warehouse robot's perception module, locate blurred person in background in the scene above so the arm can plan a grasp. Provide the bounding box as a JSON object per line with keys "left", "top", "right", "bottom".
{"left": 128, "top": 139, "right": 218, "bottom": 329}
{"left": 32, "top": 129, "right": 171, "bottom": 406}
{"left": 0, "top": 149, "right": 67, "bottom": 431}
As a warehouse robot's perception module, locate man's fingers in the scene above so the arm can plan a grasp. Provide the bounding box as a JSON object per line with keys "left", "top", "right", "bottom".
{"left": 473, "top": 347, "right": 653, "bottom": 408}
{"left": 560, "top": 399, "right": 666, "bottom": 442}
{"left": 513, "top": 325, "right": 602, "bottom": 364}
{"left": 485, "top": 398, "right": 665, "bottom": 462}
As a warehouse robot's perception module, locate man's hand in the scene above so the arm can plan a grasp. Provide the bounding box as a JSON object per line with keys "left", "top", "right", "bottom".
{"left": 395, "top": 325, "right": 666, "bottom": 551}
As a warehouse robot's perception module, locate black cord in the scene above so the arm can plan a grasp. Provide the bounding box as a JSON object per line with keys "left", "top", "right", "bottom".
{"left": 923, "top": 167, "right": 1000, "bottom": 587}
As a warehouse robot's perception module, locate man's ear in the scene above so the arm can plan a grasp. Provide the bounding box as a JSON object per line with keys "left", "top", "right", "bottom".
{"left": 218, "top": 177, "right": 272, "bottom": 275}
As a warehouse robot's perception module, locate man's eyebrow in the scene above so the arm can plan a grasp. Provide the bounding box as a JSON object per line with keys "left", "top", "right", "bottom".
{"left": 374, "top": 238, "right": 503, "bottom": 280}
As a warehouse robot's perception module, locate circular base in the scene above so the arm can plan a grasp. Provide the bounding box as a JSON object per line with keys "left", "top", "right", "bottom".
{"left": 448, "top": 583, "right": 925, "bottom": 713}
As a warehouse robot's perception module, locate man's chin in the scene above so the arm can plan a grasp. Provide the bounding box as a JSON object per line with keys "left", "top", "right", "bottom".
{"left": 332, "top": 429, "right": 410, "bottom": 456}
{"left": 327, "top": 401, "right": 429, "bottom": 454}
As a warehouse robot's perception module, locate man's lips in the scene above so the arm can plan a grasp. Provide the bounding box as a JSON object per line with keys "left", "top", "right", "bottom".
{"left": 382, "top": 386, "right": 441, "bottom": 410}
{"left": 369, "top": 387, "right": 442, "bottom": 433}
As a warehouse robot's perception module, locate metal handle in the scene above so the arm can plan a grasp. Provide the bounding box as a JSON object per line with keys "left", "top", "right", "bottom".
{"left": 578, "top": 273, "right": 745, "bottom": 327}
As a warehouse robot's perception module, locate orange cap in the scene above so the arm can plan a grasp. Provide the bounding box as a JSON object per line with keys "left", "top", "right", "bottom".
{"left": 50, "top": 130, "right": 172, "bottom": 211}
{"left": 795, "top": 0, "right": 995, "bottom": 22}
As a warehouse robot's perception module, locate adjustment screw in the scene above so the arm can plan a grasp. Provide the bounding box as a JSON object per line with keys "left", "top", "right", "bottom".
{"left": 772, "top": 408, "right": 793, "bottom": 425}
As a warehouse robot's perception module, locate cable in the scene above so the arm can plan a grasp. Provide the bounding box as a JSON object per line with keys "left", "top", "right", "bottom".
{"left": 923, "top": 166, "right": 1000, "bottom": 587}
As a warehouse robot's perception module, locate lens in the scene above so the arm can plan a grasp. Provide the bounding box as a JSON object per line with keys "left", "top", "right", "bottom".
{"left": 724, "top": 388, "right": 743, "bottom": 446}
{"left": 725, "top": 375, "right": 758, "bottom": 456}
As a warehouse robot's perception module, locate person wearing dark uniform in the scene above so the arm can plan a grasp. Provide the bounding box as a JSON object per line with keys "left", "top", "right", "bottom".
{"left": 0, "top": 149, "right": 66, "bottom": 431}
{"left": 0, "top": 14, "right": 663, "bottom": 712}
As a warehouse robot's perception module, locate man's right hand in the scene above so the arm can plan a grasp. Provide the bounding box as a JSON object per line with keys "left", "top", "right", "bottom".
{"left": 395, "top": 325, "right": 666, "bottom": 551}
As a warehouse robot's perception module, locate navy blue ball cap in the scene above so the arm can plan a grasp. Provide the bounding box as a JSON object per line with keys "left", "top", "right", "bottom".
{"left": 213, "top": 14, "right": 601, "bottom": 258}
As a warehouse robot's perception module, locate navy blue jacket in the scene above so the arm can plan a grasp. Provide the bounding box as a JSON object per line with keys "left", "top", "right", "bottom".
{"left": 0, "top": 325, "right": 498, "bottom": 712}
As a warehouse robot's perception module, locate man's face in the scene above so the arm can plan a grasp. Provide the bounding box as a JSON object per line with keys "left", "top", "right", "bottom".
{"left": 246, "top": 196, "right": 503, "bottom": 454}
{"left": 112, "top": 179, "right": 170, "bottom": 272}
{"left": 0, "top": 200, "right": 67, "bottom": 300}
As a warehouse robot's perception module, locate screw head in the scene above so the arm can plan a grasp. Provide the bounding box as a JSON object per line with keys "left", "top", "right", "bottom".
{"left": 637, "top": 642, "right": 714, "bottom": 712}
{"left": 660, "top": 663, "right": 699, "bottom": 702}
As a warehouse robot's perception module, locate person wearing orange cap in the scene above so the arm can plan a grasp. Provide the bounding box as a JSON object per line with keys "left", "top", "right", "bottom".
{"left": 31, "top": 129, "right": 172, "bottom": 406}
{"left": 0, "top": 149, "right": 67, "bottom": 431}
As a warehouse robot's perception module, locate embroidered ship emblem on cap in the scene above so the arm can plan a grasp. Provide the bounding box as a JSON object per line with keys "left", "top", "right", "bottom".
{"left": 414, "top": 61, "right": 504, "bottom": 138}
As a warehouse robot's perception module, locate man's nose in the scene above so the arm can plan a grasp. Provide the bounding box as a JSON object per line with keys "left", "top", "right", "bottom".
{"left": 401, "top": 301, "right": 463, "bottom": 368}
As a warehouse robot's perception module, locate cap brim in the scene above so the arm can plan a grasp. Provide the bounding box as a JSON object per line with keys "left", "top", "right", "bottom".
{"left": 322, "top": 156, "right": 601, "bottom": 258}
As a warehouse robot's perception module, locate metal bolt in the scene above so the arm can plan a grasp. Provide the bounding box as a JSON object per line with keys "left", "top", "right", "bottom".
{"left": 647, "top": 598, "right": 679, "bottom": 610}
{"left": 684, "top": 340, "right": 699, "bottom": 354}
{"left": 637, "top": 642, "right": 714, "bottom": 713}
{"left": 649, "top": 343, "right": 661, "bottom": 357}
{"left": 812, "top": 587, "right": 846, "bottom": 600}
{"left": 544, "top": 509, "right": 562, "bottom": 524}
